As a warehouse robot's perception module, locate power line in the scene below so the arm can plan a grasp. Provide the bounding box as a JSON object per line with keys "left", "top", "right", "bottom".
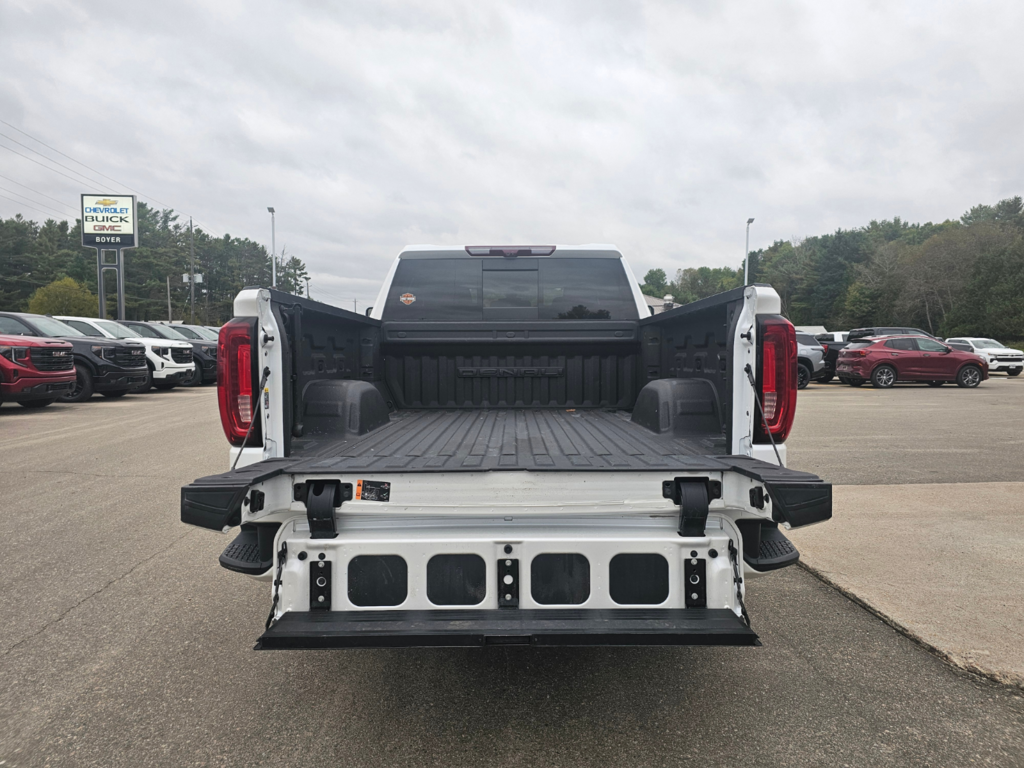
{"left": 0, "top": 121, "right": 216, "bottom": 232}
{"left": 0, "top": 142, "right": 110, "bottom": 191}
{"left": 0, "top": 186, "right": 76, "bottom": 218}
{"left": 0, "top": 173, "right": 78, "bottom": 211}
{"left": 0, "top": 191, "right": 67, "bottom": 219}
{"left": 0, "top": 119, "right": 171, "bottom": 205}
{"left": 0, "top": 132, "right": 109, "bottom": 190}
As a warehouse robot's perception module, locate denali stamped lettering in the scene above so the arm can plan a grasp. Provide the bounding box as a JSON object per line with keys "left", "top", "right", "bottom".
{"left": 457, "top": 366, "right": 564, "bottom": 377}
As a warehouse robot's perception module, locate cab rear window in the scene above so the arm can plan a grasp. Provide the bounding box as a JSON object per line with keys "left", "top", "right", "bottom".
{"left": 382, "top": 258, "right": 640, "bottom": 321}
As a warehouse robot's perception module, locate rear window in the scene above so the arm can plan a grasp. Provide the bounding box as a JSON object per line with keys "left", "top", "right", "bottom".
{"left": 796, "top": 333, "right": 820, "bottom": 345}
{"left": 382, "top": 258, "right": 640, "bottom": 321}
{"left": 845, "top": 340, "right": 875, "bottom": 348}
{"left": 884, "top": 338, "right": 916, "bottom": 350}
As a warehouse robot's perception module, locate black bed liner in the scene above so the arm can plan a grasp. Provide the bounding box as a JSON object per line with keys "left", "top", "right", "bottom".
{"left": 256, "top": 608, "right": 760, "bottom": 649}
{"left": 290, "top": 408, "right": 727, "bottom": 473}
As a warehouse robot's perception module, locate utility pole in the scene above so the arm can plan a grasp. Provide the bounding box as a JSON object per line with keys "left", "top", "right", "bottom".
{"left": 304, "top": 276, "right": 310, "bottom": 299}
{"left": 353, "top": 299, "right": 357, "bottom": 313}
{"left": 189, "top": 217, "right": 196, "bottom": 324}
{"left": 744, "top": 218, "right": 755, "bottom": 285}
{"left": 166, "top": 276, "right": 172, "bottom": 321}
{"left": 267, "top": 207, "right": 276, "bottom": 289}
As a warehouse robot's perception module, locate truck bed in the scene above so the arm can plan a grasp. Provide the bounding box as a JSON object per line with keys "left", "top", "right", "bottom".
{"left": 288, "top": 408, "right": 728, "bottom": 473}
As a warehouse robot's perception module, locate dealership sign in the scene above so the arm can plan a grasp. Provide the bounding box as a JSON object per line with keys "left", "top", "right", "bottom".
{"left": 81, "top": 194, "right": 137, "bottom": 248}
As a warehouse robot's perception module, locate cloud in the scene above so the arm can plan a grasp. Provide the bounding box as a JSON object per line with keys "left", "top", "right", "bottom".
{"left": 2, "top": 0, "right": 1023, "bottom": 305}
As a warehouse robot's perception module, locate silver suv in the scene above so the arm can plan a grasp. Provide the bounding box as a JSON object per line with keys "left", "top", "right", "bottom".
{"left": 795, "top": 332, "right": 826, "bottom": 389}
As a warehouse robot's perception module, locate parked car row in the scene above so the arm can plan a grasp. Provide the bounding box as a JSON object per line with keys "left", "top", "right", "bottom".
{"left": 0, "top": 311, "right": 220, "bottom": 409}
{"left": 799, "top": 327, "right": 1024, "bottom": 390}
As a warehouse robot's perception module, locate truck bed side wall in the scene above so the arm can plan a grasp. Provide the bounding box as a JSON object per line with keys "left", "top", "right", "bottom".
{"left": 269, "top": 291, "right": 383, "bottom": 453}
{"left": 639, "top": 288, "right": 745, "bottom": 449}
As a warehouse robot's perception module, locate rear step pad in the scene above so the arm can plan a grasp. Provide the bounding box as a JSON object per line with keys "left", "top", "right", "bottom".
{"left": 737, "top": 520, "right": 800, "bottom": 571}
{"left": 218, "top": 523, "right": 280, "bottom": 576}
{"left": 256, "top": 608, "right": 759, "bottom": 649}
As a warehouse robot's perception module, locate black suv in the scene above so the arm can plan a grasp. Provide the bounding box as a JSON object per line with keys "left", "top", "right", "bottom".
{"left": 120, "top": 321, "right": 218, "bottom": 385}
{"left": 0, "top": 312, "right": 148, "bottom": 402}
{"left": 848, "top": 326, "right": 937, "bottom": 342}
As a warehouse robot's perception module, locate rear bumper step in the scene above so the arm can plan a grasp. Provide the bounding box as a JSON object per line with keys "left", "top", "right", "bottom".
{"left": 256, "top": 608, "right": 759, "bottom": 649}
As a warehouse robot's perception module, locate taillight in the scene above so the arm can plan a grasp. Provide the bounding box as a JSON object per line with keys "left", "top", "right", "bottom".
{"left": 821, "top": 343, "right": 829, "bottom": 354}
{"left": 217, "top": 317, "right": 261, "bottom": 447}
{"left": 754, "top": 315, "right": 797, "bottom": 444}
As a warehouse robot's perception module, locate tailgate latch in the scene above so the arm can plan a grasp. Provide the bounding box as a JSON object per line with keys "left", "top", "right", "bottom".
{"left": 664, "top": 478, "right": 719, "bottom": 537}
{"left": 305, "top": 481, "right": 353, "bottom": 539}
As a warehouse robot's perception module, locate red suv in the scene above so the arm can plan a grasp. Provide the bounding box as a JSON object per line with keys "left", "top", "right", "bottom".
{"left": 836, "top": 335, "right": 988, "bottom": 388}
{"left": 0, "top": 333, "right": 77, "bottom": 408}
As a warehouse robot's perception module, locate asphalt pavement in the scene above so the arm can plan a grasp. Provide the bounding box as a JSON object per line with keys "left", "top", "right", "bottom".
{"left": 787, "top": 375, "right": 1024, "bottom": 688}
{"left": 1, "top": 386, "right": 1023, "bottom": 767}
{"left": 786, "top": 375, "right": 1024, "bottom": 485}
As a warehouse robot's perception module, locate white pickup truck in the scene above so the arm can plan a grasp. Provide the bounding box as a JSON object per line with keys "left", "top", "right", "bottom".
{"left": 181, "top": 245, "right": 831, "bottom": 648}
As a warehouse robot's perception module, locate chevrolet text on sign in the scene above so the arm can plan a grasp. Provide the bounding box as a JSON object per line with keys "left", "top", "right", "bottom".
{"left": 81, "top": 194, "right": 137, "bottom": 248}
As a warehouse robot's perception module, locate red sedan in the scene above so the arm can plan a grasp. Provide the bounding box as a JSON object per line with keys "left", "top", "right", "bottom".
{"left": 836, "top": 335, "right": 988, "bottom": 388}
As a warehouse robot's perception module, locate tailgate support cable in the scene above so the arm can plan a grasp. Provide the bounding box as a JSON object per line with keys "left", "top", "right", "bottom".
{"left": 744, "top": 363, "right": 783, "bottom": 467}
{"left": 728, "top": 540, "right": 751, "bottom": 627}
{"left": 265, "top": 541, "right": 287, "bottom": 630}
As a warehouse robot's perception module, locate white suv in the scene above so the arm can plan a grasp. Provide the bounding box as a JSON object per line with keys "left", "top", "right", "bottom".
{"left": 945, "top": 337, "right": 1023, "bottom": 376}
{"left": 56, "top": 316, "right": 196, "bottom": 390}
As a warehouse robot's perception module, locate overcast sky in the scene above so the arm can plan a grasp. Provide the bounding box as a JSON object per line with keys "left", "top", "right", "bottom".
{"left": 2, "top": 0, "right": 1023, "bottom": 309}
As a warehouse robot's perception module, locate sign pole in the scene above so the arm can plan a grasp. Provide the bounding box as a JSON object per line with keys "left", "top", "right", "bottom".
{"left": 115, "top": 248, "right": 126, "bottom": 320}
{"left": 96, "top": 249, "right": 107, "bottom": 319}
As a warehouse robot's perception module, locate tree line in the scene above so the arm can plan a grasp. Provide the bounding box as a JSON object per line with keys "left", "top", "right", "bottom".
{"left": 0, "top": 202, "right": 308, "bottom": 323}
{"left": 640, "top": 196, "right": 1024, "bottom": 339}
{"left": 4, "top": 196, "right": 1022, "bottom": 337}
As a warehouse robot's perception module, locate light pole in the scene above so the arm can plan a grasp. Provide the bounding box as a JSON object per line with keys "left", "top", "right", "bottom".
{"left": 267, "top": 207, "right": 277, "bottom": 289}
{"left": 189, "top": 217, "right": 195, "bottom": 324}
{"left": 744, "top": 217, "right": 755, "bottom": 285}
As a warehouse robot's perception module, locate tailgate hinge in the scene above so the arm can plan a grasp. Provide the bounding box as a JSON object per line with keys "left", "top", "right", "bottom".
{"left": 305, "top": 481, "right": 353, "bottom": 539}
{"left": 663, "top": 477, "right": 719, "bottom": 537}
